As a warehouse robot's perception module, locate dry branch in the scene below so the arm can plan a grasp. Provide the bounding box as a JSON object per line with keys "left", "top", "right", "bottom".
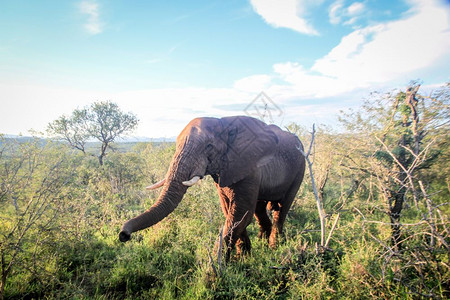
{"left": 299, "top": 124, "right": 327, "bottom": 249}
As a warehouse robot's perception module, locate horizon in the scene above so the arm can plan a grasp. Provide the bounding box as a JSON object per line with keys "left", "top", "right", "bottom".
{"left": 1, "top": 0, "right": 449, "bottom": 138}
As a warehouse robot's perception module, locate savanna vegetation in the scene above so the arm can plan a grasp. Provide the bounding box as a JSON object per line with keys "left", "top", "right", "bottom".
{"left": 1, "top": 83, "right": 448, "bottom": 299}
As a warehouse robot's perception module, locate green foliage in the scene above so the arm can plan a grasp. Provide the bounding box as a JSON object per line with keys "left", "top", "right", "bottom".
{"left": 1, "top": 83, "right": 449, "bottom": 299}
{"left": 336, "top": 82, "right": 449, "bottom": 298}
{"left": 0, "top": 138, "right": 78, "bottom": 298}
{"left": 47, "top": 101, "right": 139, "bottom": 165}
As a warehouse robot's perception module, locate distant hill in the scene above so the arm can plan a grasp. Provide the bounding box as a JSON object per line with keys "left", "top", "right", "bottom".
{"left": 117, "top": 136, "right": 176, "bottom": 143}
{"left": 1, "top": 134, "right": 176, "bottom": 144}
{"left": 2, "top": 134, "right": 36, "bottom": 141}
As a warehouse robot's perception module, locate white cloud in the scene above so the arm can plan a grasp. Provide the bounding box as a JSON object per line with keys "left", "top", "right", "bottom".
{"left": 2, "top": 0, "right": 449, "bottom": 138}
{"left": 250, "top": 0, "right": 319, "bottom": 35}
{"left": 347, "top": 2, "right": 364, "bottom": 15}
{"left": 315, "top": 0, "right": 450, "bottom": 87}
{"left": 0, "top": 83, "right": 96, "bottom": 136}
{"left": 328, "top": 0, "right": 365, "bottom": 26}
{"left": 271, "top": 62, "right": 343, "bottom": 97}
{"left": 258, "top": 0, "right": 450, "bottom": 98}
{"left": 233, "top": 74, "right": 272, "bottom": 93}
{"left": 0, "top": 82, "right": 252, "bottom": 137}
{"left": 79, "top": 0, "right": 103, "bottom": 35}
{"left": 132, "top": 0, "right": 449, "bottom": 134}
{"left": 329, "top": 0, "right": 344, "bottom": 25}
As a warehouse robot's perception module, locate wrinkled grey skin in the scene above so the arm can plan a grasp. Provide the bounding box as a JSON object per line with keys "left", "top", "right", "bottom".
{"left": 119, "top": 116, "right": 305, "bottom": 260}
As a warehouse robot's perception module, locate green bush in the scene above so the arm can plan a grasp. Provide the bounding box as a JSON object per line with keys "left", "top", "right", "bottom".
{"left": 1, "top": 92, "right": 449, "bottom": 300}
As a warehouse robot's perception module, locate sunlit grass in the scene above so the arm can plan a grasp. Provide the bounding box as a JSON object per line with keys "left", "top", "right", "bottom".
{"left": 1, "top": 135, "right": 448, "bottom": 299}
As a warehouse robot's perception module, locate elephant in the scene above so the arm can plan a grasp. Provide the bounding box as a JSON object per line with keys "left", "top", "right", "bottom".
{"left": 119, "top": 116, "right": 306, "bottom": 261}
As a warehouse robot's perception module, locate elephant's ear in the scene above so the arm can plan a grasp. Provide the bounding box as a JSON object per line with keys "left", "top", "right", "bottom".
{"left": 218, "top": 116, "right": 278, "bottom": 187}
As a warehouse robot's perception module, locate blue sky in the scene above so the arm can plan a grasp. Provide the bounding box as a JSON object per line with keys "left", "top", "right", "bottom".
{"left": 1, "top": 0, "right": 449, "bottom": 137}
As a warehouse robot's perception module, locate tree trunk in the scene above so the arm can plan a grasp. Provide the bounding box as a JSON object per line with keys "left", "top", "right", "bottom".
{"left": 388, "top": 85, "right": 420, "bottom": 249}
{"left": 0, "top": 253, "right": 7, "bottom": 300}
{"left": 390, "top": 190, "right": 405, "bottom": 249}
{"left": 405, "top": 85, "right": 421, "bottom": 155}
{"left": 98, "top": 142, "right": 108, "bottom": 166}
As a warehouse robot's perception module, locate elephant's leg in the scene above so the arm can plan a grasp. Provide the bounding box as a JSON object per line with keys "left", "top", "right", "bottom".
{"left": 235, "top": 229, "right": 251, "bottom": 257}
{"left": 269, "top": 179, "right": 301, "bottom": 248}
{"left": 221, "top": 181, "right": 259, "bottom": 261}
{"left": 215, "top": 188, "right": 250, "bottom": 258}
{"left": 223, "top": 199, "right": 256, "bottom": 261}
{"left": 269, "top": 209, "right": 284, "bottom": 248}
{"left": 222, "top": 206, "right": 254, "bottom": 261}
{"left": 218, "top": 189, "right": 231, "bottom": 217}
{"left": 254, "top": 201, "right": 272, "bottom": 239}
{"left": 214, "top": 188, "right": 231, "bottom": 255}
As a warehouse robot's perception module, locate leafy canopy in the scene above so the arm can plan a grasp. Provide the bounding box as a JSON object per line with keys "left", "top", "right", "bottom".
{"left": 47, "top": 101, "right": 138, "bottom": 165}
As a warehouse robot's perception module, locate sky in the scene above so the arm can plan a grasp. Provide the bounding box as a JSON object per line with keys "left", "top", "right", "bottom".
{"left": 1, "top": 0, "right": 449, "bottom": 138}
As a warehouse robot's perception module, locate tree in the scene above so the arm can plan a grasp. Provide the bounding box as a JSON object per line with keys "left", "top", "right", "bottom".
{"left": 336, "top": 82, "right": 449, "bottom": 297}
{"left": 48, "top": 101, "right": 139, "bottom": 165}
{"left": 339, "top": 82, "right": 449, "bottom": 248}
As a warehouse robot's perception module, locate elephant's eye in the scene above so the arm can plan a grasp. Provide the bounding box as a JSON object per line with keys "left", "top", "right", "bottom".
{"left": 205, "top": 144, "right": 213, "bottom": 151}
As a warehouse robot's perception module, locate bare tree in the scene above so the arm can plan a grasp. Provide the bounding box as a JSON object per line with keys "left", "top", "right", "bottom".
{"left": 299, "top": 125, "right": 326, "bottom": 249}
{"left": 289, "top": 123, "right": 349, "bottom": 252}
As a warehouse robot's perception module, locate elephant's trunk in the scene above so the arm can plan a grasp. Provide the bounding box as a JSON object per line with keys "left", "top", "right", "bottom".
{"left": 119, "top": 149, "right": 203, "bottom": 242}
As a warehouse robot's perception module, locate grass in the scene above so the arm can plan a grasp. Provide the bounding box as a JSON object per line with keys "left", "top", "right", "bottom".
{"left": 1, "top": 140, "right": 448, "bottom": 299}
{"left": 5, "top": 191, "right": 447, "bottom": 299}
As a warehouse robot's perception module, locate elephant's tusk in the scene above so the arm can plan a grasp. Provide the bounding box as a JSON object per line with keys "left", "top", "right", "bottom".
{"left": 145, "top": 178, "right": 166, "bottom": 190}
{"left": 182, "top": 176, "right": 201, "bottom": 187}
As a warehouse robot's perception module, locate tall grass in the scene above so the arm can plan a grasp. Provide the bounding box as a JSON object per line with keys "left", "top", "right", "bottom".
{"left": 1, "top": 139, "right": 448, "bottom": 299}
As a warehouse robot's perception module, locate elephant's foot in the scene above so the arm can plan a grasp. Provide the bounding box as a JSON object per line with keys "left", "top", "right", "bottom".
{"left": 257, "top": 227, "right": 271, "bottom": 240}
{"left": 269, "top": 237, "right": 277, "bottom": 249}
{"left": 235, "top": 239, "right": 251, "bottom": 258}
{"left": 269, "top": 228, "right": 281, "bottom": 249}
